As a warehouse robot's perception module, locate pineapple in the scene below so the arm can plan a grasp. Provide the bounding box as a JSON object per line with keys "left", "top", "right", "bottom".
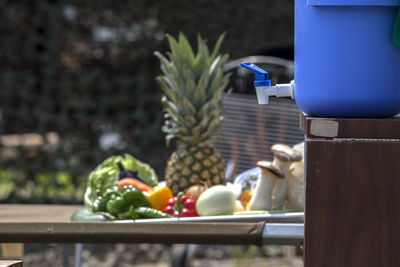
{"left": 154, "top": 33, "right": 230, "bottom": 195}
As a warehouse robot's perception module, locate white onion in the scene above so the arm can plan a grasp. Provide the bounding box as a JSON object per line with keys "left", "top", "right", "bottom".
{"left": 196, "top": 185, "right": 236, "bottom": 216}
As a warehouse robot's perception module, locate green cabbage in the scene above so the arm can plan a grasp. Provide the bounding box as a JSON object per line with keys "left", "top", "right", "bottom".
{"left": 84, "top": 154, "right": 158, "bottom": 210}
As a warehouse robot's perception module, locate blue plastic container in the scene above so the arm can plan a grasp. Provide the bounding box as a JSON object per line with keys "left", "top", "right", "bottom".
{"left": 295, "top": 0, "right": 400, "bottom": 117}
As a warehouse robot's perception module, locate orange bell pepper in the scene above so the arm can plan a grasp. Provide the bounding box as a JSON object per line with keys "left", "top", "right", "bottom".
{"left": 144, "top": 186, "right": 173, "bottom": 211}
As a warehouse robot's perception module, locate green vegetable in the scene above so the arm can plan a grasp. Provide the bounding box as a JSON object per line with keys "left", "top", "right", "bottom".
{"left": 106, "top": 186, "right": 151, "bottom": 217}
{"left": 70, "top": 209, "right": 115, "bottom": 222}
{"left": 113, "top": 206, "right": 139, "bottom": 220}
{"left": 84, "top": 154, "right": 158, "bottom": 210}
{"left": 84, "top": 166, "right": 119, "bottom": 210}
{"left": 102, "top": 185, "right": 154, "bottom": 219}
{"left": 128, "top": 206, "right": 140, "bottom": 219}
{"left": 120, "top": 154, "right": 158, "bottom": 186}
{"left": 92, "top": 196, "right": 108, "bottom": 212}
{"left": 107, "top": 196, "right": 130, "bottom": 218}
{"left": 134, "top": 207, "right": 173, "bottom": 219}
{"left": 121, "top": 186, "right": 151, "bottom": 208}
{"left": 103, "top": 186, "right": 122, "bottom": 200}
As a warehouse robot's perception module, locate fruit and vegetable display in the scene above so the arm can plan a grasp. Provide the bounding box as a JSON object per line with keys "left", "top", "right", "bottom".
{"left": 72, "top": 153, "right": 229, "bottom": 221}
{"left": 73, "top": 153, "right": 235, "bottom": 221}
{"left": 71, "top": 32, "right": 304, "bottom": 222}
{"left": 72, "top": 144, "right": 304, "bottom": 222}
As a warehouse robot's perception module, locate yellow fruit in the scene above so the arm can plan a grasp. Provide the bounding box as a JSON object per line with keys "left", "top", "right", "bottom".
{"left": 144, "top": 186, "right": 173, "bottom": 211}
{"left": 239, "top": 189, "right": 253, "bottom": 208}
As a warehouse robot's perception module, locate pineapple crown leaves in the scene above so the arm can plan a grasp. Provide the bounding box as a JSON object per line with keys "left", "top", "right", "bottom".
{"left": 154, "top": 32, "right": 231, "bottom": 147}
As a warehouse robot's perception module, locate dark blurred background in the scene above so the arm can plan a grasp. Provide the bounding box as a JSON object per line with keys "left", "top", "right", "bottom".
{"left": 0, "top": 0, "right": 294, "bottom": 203}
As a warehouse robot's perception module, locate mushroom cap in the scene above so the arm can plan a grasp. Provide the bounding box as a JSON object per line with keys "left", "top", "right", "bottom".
{"left": 256, "top": 161, "right": 285, "bottom": 179}
{"left": 271, "top": 144, "right": 303, "bottom": 162}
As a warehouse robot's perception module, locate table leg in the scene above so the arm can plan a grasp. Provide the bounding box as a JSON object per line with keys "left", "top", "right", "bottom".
{"left": 74, "top": 243, "right": 83, "bottom": 267}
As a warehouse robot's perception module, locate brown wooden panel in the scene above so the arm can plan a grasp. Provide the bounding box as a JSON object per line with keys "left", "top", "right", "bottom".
{"left": 301, "top": 114, "right": 400, "bottom": 139}
{"left": 304, "top": 140, "right": 400, "bottom": 267}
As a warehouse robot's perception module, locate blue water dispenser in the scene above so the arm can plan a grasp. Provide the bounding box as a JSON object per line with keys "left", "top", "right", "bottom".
{"left": 243, "top": 0, "right": 400, "bottom": 117}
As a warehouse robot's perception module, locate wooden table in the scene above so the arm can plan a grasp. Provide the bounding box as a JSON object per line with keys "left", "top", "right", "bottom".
{"left": 302, "top": 115, "right": 400, "bottom": 267}
{"left": 0, "top": 204, "right": 302, "bottom": 267}
{"left": 0, "top": 205, "right": 303, "bottom": 245}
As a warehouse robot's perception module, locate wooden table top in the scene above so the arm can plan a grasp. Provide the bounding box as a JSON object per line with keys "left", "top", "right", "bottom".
{"left": 0, "top": 204, "right": 303, "bottom": 245}
{"left": 0, "top": 204, "right": 82, "bottom": 223}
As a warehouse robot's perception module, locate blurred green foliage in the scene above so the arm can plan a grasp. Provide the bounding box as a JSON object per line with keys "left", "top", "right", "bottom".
{"left": 0, "top": 0, "right": 293, "bottom": 203}
{"left": 0, "top": 168, "right": 86, "bottom": 203}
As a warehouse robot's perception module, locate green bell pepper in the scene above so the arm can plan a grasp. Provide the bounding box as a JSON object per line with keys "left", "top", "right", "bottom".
{"left": 106, "top": 195, "right": 130, "bottom": 218}
{"left": 90, "top": 184, "right": 169, "bottom": 220}
{"left": 135, "top": 207, "right": 173, "bottom": 219}
{"left": 70, "top": 209, "right": 115, "bottom": 222}
{"left": 92, "top": 196, "right": 108, "bottom": 212}
{"left": 102, "top": 185, "right": 151, "bottom": 219}
{"left": 103, "top": 186, "right": 122, "bottom": 200}
{"left": 121, "top": 185, "right": 151, "bottom": 208}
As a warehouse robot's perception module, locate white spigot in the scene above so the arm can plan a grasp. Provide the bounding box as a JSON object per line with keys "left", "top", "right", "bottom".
{"left": 241, "top": 63, "right": 295, "bottom": 104}
{"left": 255, "top": 80, "right": 295, "bottom": 104}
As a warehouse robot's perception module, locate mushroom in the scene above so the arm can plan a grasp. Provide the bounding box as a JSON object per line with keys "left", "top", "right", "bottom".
{"left": 270, "top": 144, "right": 303, "bottom": 209}
{"left": 248, "top": 161, "right": 285, "bottom": 211}
{"left": 287, "top": 142, "right": 305, "bottom": 210}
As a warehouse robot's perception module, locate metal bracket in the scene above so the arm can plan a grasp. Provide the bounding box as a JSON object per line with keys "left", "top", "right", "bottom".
{"left": 262, "top": 223, "right": 304, "bottom": 245}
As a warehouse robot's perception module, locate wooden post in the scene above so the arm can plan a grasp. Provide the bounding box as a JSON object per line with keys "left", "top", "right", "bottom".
{"left": 302, "top": 115, "right": 400, "bottom": 266}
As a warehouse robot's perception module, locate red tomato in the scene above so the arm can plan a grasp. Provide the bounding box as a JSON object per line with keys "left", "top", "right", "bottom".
{"left": 167, "top": 197, "right": 177, "bottom": 206}
{"left": 163, "top": 205, "right": 174, "bottom": 215}
{"left": 179, "top": 195, "right": 189, "bottom": 204}
{"left": 191, "top": 209, "right": 198, "bottom": 217}
{"left": 173, "top": 211, "right": 180, "bottom": 217}
{"left": 180, "top": 208, "right": 194, "bottom": 217}
{"left": 184, "top": 199, "right": 196, "bottom": 210}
